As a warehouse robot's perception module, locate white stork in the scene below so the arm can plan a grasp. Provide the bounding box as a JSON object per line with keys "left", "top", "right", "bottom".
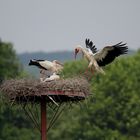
{"left": 75, "top": 39, "right": 128, "bottom": 74}
{"left": 29, "top": 59, "right": 63, "bottom": 74}
{"left": 40, "top": 73, "right": 60, "bottom": 82}
{"left": 28, "top": 59, "right": 63, "bottom": 82}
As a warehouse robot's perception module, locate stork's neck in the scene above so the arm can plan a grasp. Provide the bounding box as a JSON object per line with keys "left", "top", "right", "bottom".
{"left": 77, "top": 45, "right": 92, "bottom": 62}
{"left": 77, "top": 45, "right": 87, "bottom": 54}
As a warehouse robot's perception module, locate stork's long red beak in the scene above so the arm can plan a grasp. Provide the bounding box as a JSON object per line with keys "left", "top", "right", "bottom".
{"left": 75, "top": 52, "right": 77, "bottom": 60}
{"left": 75, "top": 49, "right": 78, "bottom": 60}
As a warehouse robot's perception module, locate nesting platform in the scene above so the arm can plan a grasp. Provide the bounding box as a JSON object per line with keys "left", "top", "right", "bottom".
{"left": 0, "top": 77, "right": 90, "bottom": 140}
{"left": 0, "top": 77, "right": 89, "bottom": 103}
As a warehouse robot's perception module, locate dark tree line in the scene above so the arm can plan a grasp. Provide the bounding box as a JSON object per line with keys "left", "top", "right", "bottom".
{"left": 0, "top": 39, "right": 140, "bottom": 140}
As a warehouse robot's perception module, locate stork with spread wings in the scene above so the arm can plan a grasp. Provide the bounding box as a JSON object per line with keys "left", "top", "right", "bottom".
{"left": 75, "top": 38, "right": 128, "bottom": 75}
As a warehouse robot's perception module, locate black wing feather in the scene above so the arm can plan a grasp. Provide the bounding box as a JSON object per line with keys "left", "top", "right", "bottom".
{"left": 28, "top": 59, "right": 48, "bottom": 70}
{"left": 97, "top": 42, "right": 128, "bottom": 66}
{"left": 85, "top": 38, "right": 97, "bottom": 53}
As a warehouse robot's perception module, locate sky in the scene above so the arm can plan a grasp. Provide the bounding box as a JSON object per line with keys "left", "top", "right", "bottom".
{"left": 0, "top": 0, "right": 140, "bottom": 53}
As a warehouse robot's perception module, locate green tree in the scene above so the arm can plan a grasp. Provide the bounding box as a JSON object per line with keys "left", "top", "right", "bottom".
{"left": 0, "top": 39, "right": 39, "bottom": 140}
{"left": 49, "top": 51, "right": 140, "bottom": 140}
{"left": 0, "top": 40, "right": 23, "bottom": 82}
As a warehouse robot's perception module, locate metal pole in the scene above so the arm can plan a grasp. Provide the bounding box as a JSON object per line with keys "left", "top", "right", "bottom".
{"left": 41, "top": 96, "right": 47, "bottom": 140}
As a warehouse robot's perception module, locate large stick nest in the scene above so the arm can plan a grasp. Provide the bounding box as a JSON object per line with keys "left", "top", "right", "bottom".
{"left": 0, "top": 77, "right": 89, "bottom": 103}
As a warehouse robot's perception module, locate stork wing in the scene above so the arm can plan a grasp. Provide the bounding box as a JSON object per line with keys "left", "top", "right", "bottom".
{"left": 37, "top": 60, "right": 53, "bottom": 70}
{"left": 94, "top": 42, "right": 128, "bottom": 66}
{"left": 85, "top": 38, "right": 97, "bottom": 54}
{"left": 52, "top": 60, "right": 64, "bottom": 66}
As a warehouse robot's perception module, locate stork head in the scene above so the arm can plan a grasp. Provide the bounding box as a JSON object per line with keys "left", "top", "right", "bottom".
{"left": 28, "top": 59, "right": 36, "bottom": 65}
{"left": 75, "top": 48, "right": 79, "bottom": 59}
{"left": 75, "top": 45, "right": 81, "bottom": 60}
{"left": 28, "top": 59, "right": 33, "bottom": 65}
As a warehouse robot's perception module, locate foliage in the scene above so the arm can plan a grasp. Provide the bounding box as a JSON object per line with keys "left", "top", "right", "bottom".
{"left": 49, "top": 51, "right": 140, "bottom": 140}
{"left": 60, "top": 59, "right": 88, "bottom": 78}
{"left": 0, "top": 40, "right": 22, "bottom": 81}
{"left": 0, "top": 40, "right": 38, "bottom": 140}
{"left": 1, "top": 38, "right": 140, "bottom": 140}
{"left": 0, "top": 105, "right": 40, "bottom": 140}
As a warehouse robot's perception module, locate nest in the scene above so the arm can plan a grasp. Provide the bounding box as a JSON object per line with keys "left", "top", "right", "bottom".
{"left": 0, "top": 77, "right": 89, "bottom": 104}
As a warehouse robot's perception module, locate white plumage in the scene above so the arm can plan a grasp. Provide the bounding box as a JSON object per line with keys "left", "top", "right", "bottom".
{"left": 29, "top": 59, "right": 63, "bottom": 74}
{"left": 75, "top": 45, "right": 105, "bottom": 74}
{"left": 29, "top": 59, "right": 63, "bottom": 82}
{"left": 40, "top": 73, "right": 60, "bottom": 82}
{"left": 75, "top": 39, "right": 128, "bottom": 74}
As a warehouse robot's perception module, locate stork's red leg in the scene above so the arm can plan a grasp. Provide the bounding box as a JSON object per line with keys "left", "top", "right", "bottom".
{"left": 90, "top": 67, "right": 94, "bottom": 75}
{"left": 87, "top": 67, "right": 94, "bottom": 81}
{"left": 83, "top": 67, "right": 92, "bottom": 81}
{"left": 84, "top": 67, "right": 90, "bottom": 75}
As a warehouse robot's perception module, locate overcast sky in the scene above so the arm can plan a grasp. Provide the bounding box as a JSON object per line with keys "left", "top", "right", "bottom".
{"left": 0, "top": 0, "right": 140, "bottom": 53}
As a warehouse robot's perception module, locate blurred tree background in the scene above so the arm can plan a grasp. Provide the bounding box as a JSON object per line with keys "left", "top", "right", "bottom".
{"left": 0, "top": 40, "right": 21, "bottom": 82}
{"left": 0, "top": 40, "right": 39, "bottom": 140}
{"left": 48, "top": 51, "right": 140, "bottom": 140}
{"left": 0, "top": 39, "right": 140, "bottom": 140}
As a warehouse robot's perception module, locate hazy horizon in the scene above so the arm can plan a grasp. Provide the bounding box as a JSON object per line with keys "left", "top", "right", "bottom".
{"left": 0, "top": 0, "right": 140, "bottom": 53}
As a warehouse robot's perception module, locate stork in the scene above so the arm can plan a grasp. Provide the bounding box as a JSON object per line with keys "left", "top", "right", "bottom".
{"left": 75, "top": 39, "right": 128, "bottom": 75}
{"left": 75, "top": 45, "right": 105, "bottom": 75}
{"left": 28, "top": 59, "right": 63, "bottom": 82}
{"left": 40, "top": 73, "right": 60, "bottom": 82}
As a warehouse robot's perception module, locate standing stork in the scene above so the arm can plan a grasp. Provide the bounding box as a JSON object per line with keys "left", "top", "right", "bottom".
{"left": 75, "top": 39, "right": 128, "bottom": 75}
{"left": 28, "top": 59, "right": 63, "bottom": 82}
